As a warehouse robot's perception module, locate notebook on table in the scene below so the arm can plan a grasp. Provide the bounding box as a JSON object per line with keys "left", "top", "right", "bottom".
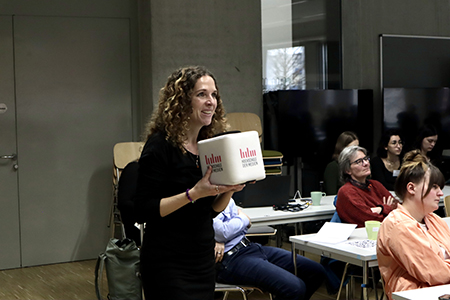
{"left": 233, "top": 175, "right": 291, "bottom": 208}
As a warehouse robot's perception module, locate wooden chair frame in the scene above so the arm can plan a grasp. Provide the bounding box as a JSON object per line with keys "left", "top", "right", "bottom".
{"left": 215, "top": 282, "right": 272, "bottom": 300}
{"left": 444, "top": 195, "right": 450, "bottom": 217}
{"left": 110, "top": 142, "right": 144, "bottom": 238}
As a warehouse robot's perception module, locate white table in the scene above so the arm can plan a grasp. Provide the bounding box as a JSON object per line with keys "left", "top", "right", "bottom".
{"left": 290, "top": 227, "right": 377, "bottom": 300}
{"left": 392, "top": 284, "right": 450, "bottom": 300}
{"left": 241, "top": 184, "right": 450, "bottom": 229}
{"left": 240, "top": 195, "right": 336, "bottom": 227}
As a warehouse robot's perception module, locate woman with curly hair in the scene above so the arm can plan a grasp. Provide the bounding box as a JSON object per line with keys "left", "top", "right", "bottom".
{"left": 135, "top": 66, "right": 246, "bottom": 300}
{"left": 370, "top": 128, "right": 404, "bottom": 191}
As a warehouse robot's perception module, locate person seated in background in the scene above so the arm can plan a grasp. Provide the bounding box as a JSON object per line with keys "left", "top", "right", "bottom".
{"left": 336, "top": 145, "right": 397, "bottom": 228}
{"left": 377, "top": 150, "right": 450, "bottom": 300}
{"left": 323, "top": 131, "right": 359, "bottom": 195}
{"left": 414, "top": 124, "right": 440, "bottom": 165}
{"left": 214, "top": 199, "right": 326, "bottom": 300}
{"left": 321, "top": 145, "right": 395, "bottom": 294}
{"left": 370, "top": 129, "right": 403, "bottom": 191}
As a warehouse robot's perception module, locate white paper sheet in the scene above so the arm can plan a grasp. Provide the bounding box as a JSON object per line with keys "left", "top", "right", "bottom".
{"left": 311, "top": 222, "right": 357, "bottom": 244}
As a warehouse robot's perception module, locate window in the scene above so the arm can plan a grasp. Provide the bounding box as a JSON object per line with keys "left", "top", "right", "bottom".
{"left": 264, "top": 46, "right": 305, "bottom": 91}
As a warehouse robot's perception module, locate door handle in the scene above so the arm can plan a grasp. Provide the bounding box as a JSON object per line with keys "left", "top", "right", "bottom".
{"left": 0, "top": 154, "right": 17, "bottom": 160}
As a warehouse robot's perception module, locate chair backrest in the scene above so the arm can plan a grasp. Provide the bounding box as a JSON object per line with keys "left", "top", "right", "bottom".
{"left": 114, "top": 142, "right": 144, "bottom": 169}
{"left": 330, "top": 195, "right": 342, "bottom": 223}
{"left": 444, "top": 195, "right": 450, "bottom": 217}
{"left": 226, "top": 112, "right": 262, "bottom": 143}
{"left": 113, "top": 142, "right": 144, "bottom": 184}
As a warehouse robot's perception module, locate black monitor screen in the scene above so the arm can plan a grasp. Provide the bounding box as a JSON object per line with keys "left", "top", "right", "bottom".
{"left": 272, "top": 90, "right": 372, "bottom": 165}
{"left": 383, "top": 87, "right": 450, "bottom": 152}
{"left": 263, "top": 89, "right": 373, "bottom": 194}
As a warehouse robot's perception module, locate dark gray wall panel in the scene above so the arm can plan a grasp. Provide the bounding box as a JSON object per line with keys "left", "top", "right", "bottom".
{"left": 0, "top": 0, "right": 134, "bottom": 17}
{"left": 143, "top": 1, "right": 263, "bottom": 118}
{"left": 341, "top": 0, "right": 450, "bottom": 146}
{"left": 14, "top": 16, "right": 133, "bottom": 266}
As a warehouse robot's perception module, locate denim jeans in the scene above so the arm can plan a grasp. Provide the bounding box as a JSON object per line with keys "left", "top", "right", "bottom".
{"left": 216, "top": 243, "right": 326, "bottom": 300}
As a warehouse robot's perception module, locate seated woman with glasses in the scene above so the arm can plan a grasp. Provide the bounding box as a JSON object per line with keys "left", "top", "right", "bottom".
{"left": 371, "top": 129, "right": 404, "bottom": 191}
{"left": 377, "top": 150, "right": 450, "bottom": 300}
{"left": 336, "top": 146, "right": 397, "bottom": 228}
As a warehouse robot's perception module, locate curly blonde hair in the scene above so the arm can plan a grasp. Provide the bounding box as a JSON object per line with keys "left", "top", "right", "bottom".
{"left": 142, "top": 66, "right": 227, "bottom": 152}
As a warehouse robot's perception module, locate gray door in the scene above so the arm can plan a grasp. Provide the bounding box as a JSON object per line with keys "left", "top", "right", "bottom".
{"left": 1, "top": 15, "right": 133, "bottom": 268}
{"left": 0, "top": 16, "right": 21, "bottom": 270}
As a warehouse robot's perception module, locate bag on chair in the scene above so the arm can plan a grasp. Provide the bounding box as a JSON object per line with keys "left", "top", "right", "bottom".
{"left": 95, "top": 238, "right": 142, "bottom": 300}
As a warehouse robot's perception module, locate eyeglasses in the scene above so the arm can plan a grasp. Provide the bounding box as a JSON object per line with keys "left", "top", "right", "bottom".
{"left": 390, "top": 140, "right": 403, "bottom": 145}
{"left": 351, "top": 156, "right": 370, "bottom": 166}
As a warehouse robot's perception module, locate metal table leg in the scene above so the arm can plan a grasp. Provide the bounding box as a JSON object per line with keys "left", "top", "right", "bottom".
{"left": 362, "top": 261, "right": 369, "bottom": 300}
{"left": 292, "top": 242, "right": 297, "bottom": 276}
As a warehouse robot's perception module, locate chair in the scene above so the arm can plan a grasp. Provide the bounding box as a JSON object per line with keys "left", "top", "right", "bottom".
{"left": 215, "top": 283, "right": 272, "bottom": 300}
{"left": 226, "top": 112, "right": 283, "bottom": 176}
{"left": 246, "top": 225, "right": 279, "bottom": 247}
{"left": 444, "top": 195, "right": 450, "bottom": 217}
{"left": 110, "top": 142, "right": 144, "bottom": 239}
{"left": 226, "top": 112, "right": 263, "bottom": 142}
{"left": 246, "top": 226, "right": 277, "bottom": 238}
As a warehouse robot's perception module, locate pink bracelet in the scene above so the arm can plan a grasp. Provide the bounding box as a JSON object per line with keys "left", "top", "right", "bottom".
{"left": 186, "top": 189, "right": 195, "bottom": 203}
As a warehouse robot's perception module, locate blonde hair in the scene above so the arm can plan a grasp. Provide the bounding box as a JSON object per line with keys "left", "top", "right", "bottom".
{"left": 142, "top": 66, "right": 227, "bottom": 152}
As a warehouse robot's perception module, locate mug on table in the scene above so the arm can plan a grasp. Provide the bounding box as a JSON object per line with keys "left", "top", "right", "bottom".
{"left": 310, "top": 191, "right": 326, "bottom": 206}
{"left": 365, "top": 220, "right": 381, "bottom": 240}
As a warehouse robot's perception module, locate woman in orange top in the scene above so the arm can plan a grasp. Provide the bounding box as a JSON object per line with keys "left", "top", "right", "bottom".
{"left": 377, "top": 150, "right": 450, "bottom": 300}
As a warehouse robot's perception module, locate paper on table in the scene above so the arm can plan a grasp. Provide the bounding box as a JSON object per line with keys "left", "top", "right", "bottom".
{"left": 311, "top": 222, "right": 357, "bottom": 244}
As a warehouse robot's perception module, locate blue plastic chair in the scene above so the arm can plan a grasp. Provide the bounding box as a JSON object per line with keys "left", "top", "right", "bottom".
{"left": 330, "top": 196, "right": 341, "bottom": 223}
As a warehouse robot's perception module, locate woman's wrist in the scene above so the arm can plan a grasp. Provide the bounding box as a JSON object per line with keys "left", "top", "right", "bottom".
{"left": 376, "top": 204, "right": 384, "bottom": 214}
{"left": 186, "top": 188, "right": 198, "bottom": 203}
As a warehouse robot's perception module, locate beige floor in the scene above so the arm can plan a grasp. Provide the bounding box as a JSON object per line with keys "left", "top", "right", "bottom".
{"left": 0, "top": 259, "right": 102, "bottom": 300}
{"left": 0, "top": 239, "right": 382, "bottom": 300}
{"left": 0, "top": 258, "right": 334, "bottom": 300}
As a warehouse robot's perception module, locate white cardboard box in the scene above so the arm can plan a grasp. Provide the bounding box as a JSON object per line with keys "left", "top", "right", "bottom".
{"left": 198, "top": 131, "right": 266, "bottom": 185}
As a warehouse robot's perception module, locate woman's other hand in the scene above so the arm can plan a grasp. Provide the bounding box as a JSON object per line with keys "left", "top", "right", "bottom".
{"left": 370, "top": 196, "right": 397, "bottom": 214}
{"left": 214, "top": 242, "right": 225, "bottom": 263}
{"left": 383, "top": 195, "right": 398, "bottom": 209}
{"left": 190, "top": 166, "right": 246, "bottom": 200}
{"left": 383, "top": 196, "right": 395, "bottom": 206}
{"left": 370, "top": 207, "right": 383, "bottom": 214}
